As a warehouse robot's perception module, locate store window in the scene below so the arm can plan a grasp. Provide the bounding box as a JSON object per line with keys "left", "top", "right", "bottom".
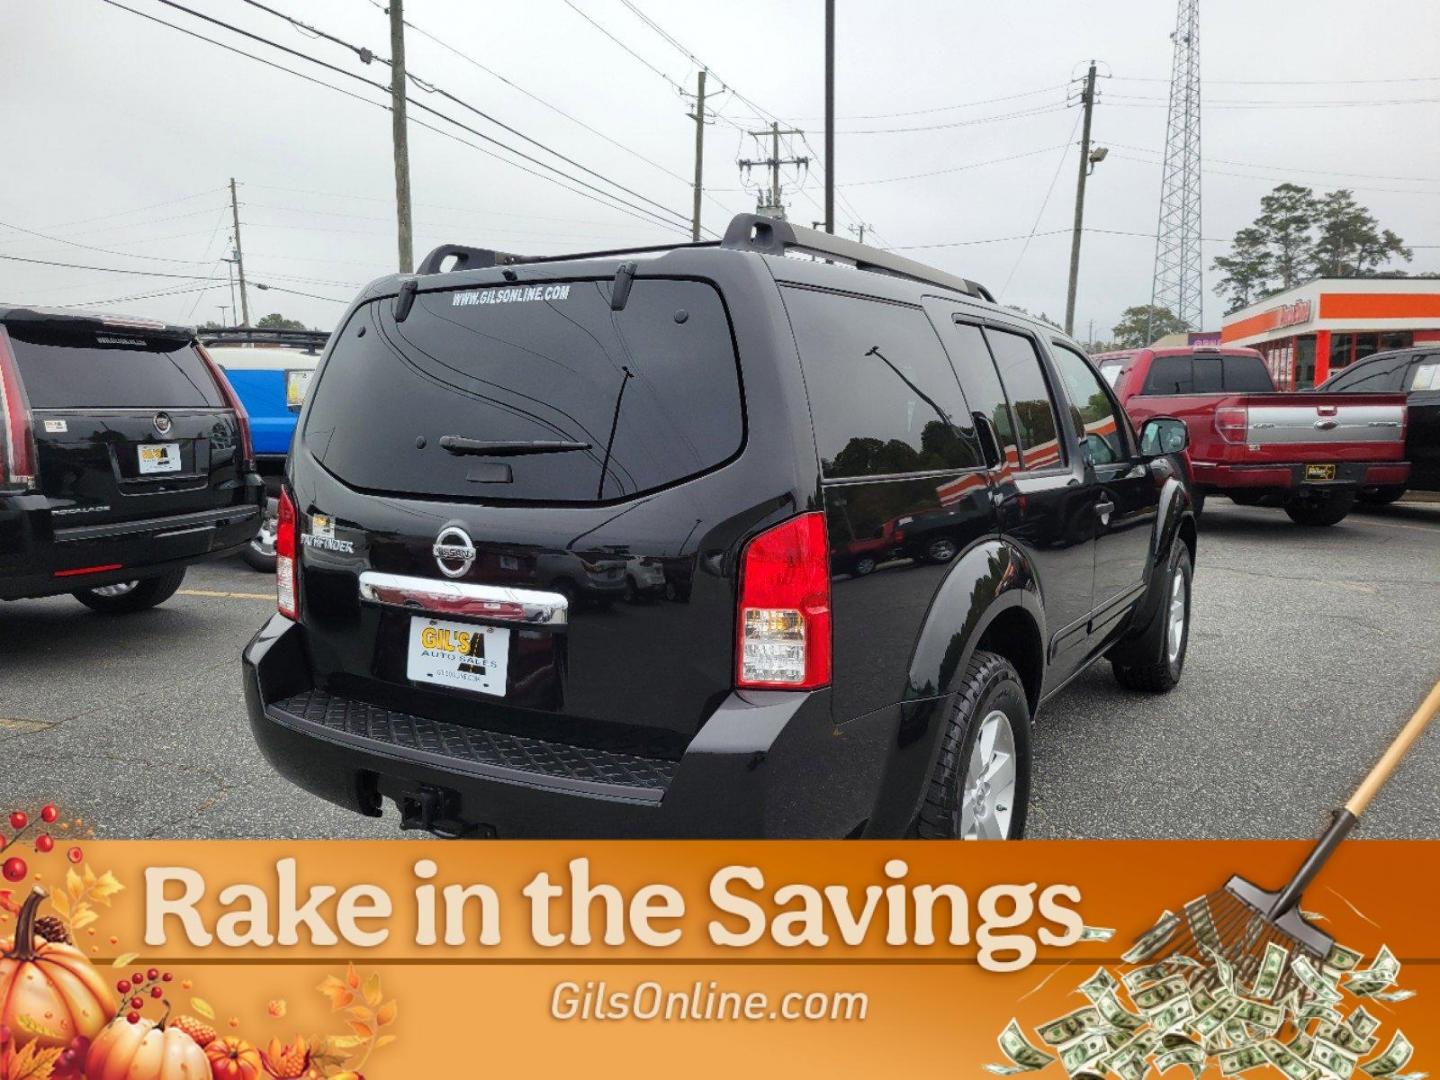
{"left": 1294, "top": 336, "right": 1317, "bottom": 389}
{"left": 1330, "top": 333, "right": 1354, "bottom": 372}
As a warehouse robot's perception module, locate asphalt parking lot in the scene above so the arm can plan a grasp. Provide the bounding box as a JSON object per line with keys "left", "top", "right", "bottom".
{"left": 2, "top": 498, "right": 1438, "bottom": 840}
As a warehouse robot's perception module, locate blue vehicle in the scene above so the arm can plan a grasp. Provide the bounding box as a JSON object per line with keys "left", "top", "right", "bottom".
{"left": 201, "top": 328, "right": 327, "bottom": 569}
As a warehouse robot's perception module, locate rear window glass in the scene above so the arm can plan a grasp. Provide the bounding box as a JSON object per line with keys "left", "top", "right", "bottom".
{"left": 779, "top": 286, "right": 981, "bottom": 479}
{"left": 1144, "top": 356, "right": 1194, "bottom": 395}
{"left": 1221, "top": 355, "right": 1275, "bottom": 392}
{"left": 1098, "top": 361, "right": 1127, "bottom": 387}
{"left": 1142, "top": 353, "right": 1274, "bottom": 395}
{"left": 984, "top": 328, "right": 1062, "bottom": 470}
{"left": 303, "top": 278, "right": 744, "bottom": 503}
{"left": 5, "top": 325, "right": 224, "bottom": 409}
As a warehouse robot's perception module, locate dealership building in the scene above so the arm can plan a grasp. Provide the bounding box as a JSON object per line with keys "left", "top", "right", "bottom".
{"left": 1219, "top": 278, "right": 1440, "bottom": 390}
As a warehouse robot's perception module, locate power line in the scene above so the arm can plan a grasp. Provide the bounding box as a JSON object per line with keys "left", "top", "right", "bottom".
{"left": 839, "top": 103, "right": 1070, "bottom": 135}
{"left": 1104, "top": 142, "right": 1440, "bottom": 185}
{"left": 1114, "top": 73, "right": 1440, "bottom": 86}
{"left": 105, "top": 0, "right": 695, "bottom": 236}
{"left": 842, "top": 145, "right": 1069, "bottom": 188}
{"left": 731, "top": 83, "right": 1073, "bottom": 123}
{"left": 0, "top": 252, "right": 350, "bottom": 302}
{"left": 29, "top": 188, "right": 224, "bottom": 232}
{"left": 1107, "top": 151, "right": 1440, "bottom": 197}
{"left": 0, "top": 218, "right": 218, "bottom": 265}
{"left": 999, "top": 111, "right": 1082, "bottom": 298}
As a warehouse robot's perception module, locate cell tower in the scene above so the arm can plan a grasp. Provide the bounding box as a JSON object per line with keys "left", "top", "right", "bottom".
{"left": 1148, "top": 0, "right": 1203, "bottom": 336}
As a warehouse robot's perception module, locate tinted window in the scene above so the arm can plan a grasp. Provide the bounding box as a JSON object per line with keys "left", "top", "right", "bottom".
{"left": 1221, "top": 355, "right": 1275, "bottom": 392}
{"left": 1327, "top": 358, "right": 1402, "bottom": 393}
{"left": 984, "top": 328, "right": 1062, "bottom": 470}
{"left": 1192, "top": 358, "right": 1223, "bottom": 393}
{"left": 304, "top": 278, "right": 743, "bottom": 503}
{"left": 782, "top": 287, "right": 981, "bottom": 478}
{"left": 5, "top": 326, "right": 224, "bottom": 409}
{"left": 1051, "top": 344, "right": 1127, "bottom": 465}
{"left": 949, "top": 321, "right": 1019, "bottom": 468}
{"left": 1144, "top": 356, "right": 1193, "bottom": 395}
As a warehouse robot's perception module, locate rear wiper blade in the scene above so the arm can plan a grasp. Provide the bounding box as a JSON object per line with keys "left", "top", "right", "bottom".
{"left": 439, "top": 436, "right": 592, "bottom": 457}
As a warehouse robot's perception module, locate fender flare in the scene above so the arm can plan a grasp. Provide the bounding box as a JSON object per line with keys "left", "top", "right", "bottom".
{"left": 1116, "top": 472, "right": 1195, "bottom": 653}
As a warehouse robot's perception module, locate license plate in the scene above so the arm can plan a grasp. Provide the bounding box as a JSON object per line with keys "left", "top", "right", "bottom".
{"left": 285, "top": 369, "right": 313, "bottom": 410}
{"left": 137, "top": 443, "right": 182, "bottom": 475}
{"left": 406, "top": 616, "right": 509, "bottom": 697}
{"left": 1305, "top": 463, "right": 1337, "bottom": 481}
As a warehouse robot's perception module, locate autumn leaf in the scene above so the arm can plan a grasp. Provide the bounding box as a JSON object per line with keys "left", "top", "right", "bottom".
{"left": 346, "top": 1021, "right": 373, "bottom": 1041}
{"left": 191, "top": 998, "right": 216, "bottom": 1021}
{"left": 344, "top": 1006, "right": 372, "bottom": 1024}
{"left": 14, "top": 1015, "right": 64, "bottom": 1041}
{"left": 70, "top": 908, "right": 98, "bottom": 932}
{"left": 90, "top": 871, "right": 124, "bottom": 906}
{"left": 317, "top": 976, "right": 354, "bottom": 1011}
{"left": 361, "top": 972, "right": 382, "bottom": 1008}
{"left": 4, "top": 1040, "right": 64, "bottom": 1080}
{"left": 47, "top": 892, "right": 68, "bottom": 919}
{"left": 321, "top": 1035, "right": 365, "bottom": 1053}
{"left": 82, "top": 864, "right": 96, "bottom": 889}
{"left": 375, "top": 1000, "right": 397, "bottom": 1027}
{"left": 344, "top": 963, "right": 360, "bottom": 990}
{"left": 111, "top": 952, "right": 138, "bottom": 968}
{"left": 65, "top": 869, "right": 83, "bottom": 902}
{"left": 374, "top": 1034, "right": 397, "bottom": 1050}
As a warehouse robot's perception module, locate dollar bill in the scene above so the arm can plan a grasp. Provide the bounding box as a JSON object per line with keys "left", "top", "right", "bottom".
{"left": 1365, "top": 989, "right": 1415, "bottom": 1004}
{"left": 1123, "top": 911, "right": 1180, "bottom": 965}
{"left": 1361, "top": 1032, "right": 1413, "bottom": 1078}
{"left": 1219, "top": 1044, "right": 1269, "bottom": 1076}
{"left": 1345, "top": 946, "right": 1400, "bottom": 994}
{"left": 1079, "top": 967, "right": 1119, "bottom": 1002}
{"left": 1289, "top": 1032, "right": 1315, "bottom": 1059}
{"left": 1185, "top": 896, "right": 1221, "bottom": 952}
{"left": 1203, "top": 944, "right": 1237, "bottom": 993}
{"left": 1349, "top": 1006, "right": 1382, "bottom": 1039}
{"left": 1233, "top": 999, "right": 1284, "bottom": 1034}
{"left": 1300, "top": 1001, "right": 1343, "bottom": 1027}
{"left": 1320, "top": 1021, "right": 1379, "bottom": 1058}
{"left": 1060, "top": 1033, "right": 1111, "bottom": 1076}
{"left": 1193, "top": 997, "right": 1242, "bottom": 1039}
{"left": 1293, "top": 955, "right": 1345, "bottom": 1005}
{"left": 1263, "top": 1038, "right": 1320, "bottom": 1080}
{"left": 1036, "top": 1006, "right": 1104, "bottom": 1047}
{"left": 1251, "top": 941, "right": 1290, "bottom": 1001}
{"left": 1133, "top": 974, "right": 1190, "bottom": 1014}
{"left": 1123, "top": 963, "right": 1171, "bottom": 992}
{"left": 1150, "top": 994, "right": 1196, "bottom": 1034}
{"left": 989, "top": 1019, "right": 1058, "bottom": 1074}
{"left": 1325, "top": 943, "right": 1364, "bottom": 973}
{"left": 1313, "top": 1037, "right": 1360, "bottom": 1080}
{"left": 1079, "top": 925, "right": 1116, "bottom": 942}
{"left": 1094, "top": 989, "right": 1146, "bottom": 1034}
{"left": 1156, "top": 1044, "right": 1206, "bottom": 1078}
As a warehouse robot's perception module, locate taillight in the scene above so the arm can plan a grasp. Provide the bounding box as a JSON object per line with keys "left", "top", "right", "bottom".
{"left": 195, "top": 342, "right": 254, "bottom": 467}
{"left": 1214, "top": 405, "right": 1248, "bottom": 443}
{"left": 0, "top": 327, "right": 38, "bottom": 492}
{"left": 276, "top": 487, "right": 299, "bottom": 619}
{"left": 736, "top": 512, "right": 831, "bottom": 690}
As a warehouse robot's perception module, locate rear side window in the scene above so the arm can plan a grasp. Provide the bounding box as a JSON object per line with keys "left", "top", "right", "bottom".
{"left": 781, "top": 287, "right": 981, "bottom": 479}
{"left": 949, "top": 321, "right": 1019, "bottom": 468}
{"left": 1411, "top": 359, "right": 1440, "bottom": 391}
{"left": 4, "top": 325, "right": 224, "bottom": 409}
{"left": 1144, "top": 356, "right": 1193, "bottom": 395}
{"left": 1098, "top": 361, "right": 1128, "bottom": 388}
{"left": 984, "top": 328, "right": 1062, "bottom": 470}
{"left": 1221, "top": 355, "right": 1275, "bottom": 392}
{"left": 304, "top": 278, "right": 743, "bottom": 503}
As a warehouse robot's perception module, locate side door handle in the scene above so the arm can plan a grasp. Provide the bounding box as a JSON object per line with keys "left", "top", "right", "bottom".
{"left": 1094, "top": 499, "right": 1115, "bottom": 525}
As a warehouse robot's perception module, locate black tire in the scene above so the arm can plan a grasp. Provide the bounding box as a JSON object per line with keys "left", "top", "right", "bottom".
{"left": 922, "top": 536, "right": 959, "bottom": 564}
{"left": 1358, "top": 486, "right": 1406, "bottom": 506}
{"left": 853, "top": 555, "right": 877, "bottom": 577}
{"left": 1111, "top": 541, "right": 1192, "bottom": 693}
{"left": 1190, "top": 490, "right": 1206, "bottom": 517}
{"left": 240, "top": 497, "right": 278, "bottom": 572}
{"left": 72, "top": 568, "right": 186, "bottom": 614}
{"left": 915, "top": 651, "right": 1031, "bottom": 840}
{"left": 1284, "top": 490, "right": 1356, "bottom": 527}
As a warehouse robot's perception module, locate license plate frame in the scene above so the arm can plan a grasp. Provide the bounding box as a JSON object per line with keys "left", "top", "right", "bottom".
{"left": 1304, "top": 463, "right": 1337, "bottom": 481}
{"left": 137, "top": 443, "right": 182, "bottom": 475}
{"left": 406, "top": 616, "right": 510, "bottom": 697}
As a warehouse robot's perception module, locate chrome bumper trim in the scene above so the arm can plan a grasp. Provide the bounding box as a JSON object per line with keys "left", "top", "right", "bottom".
{"left": 357, "top": 570, "right": 568, "bottom": 625}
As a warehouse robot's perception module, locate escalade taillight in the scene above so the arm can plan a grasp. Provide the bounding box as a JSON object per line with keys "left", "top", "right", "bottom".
{"left": 195, "top": 342, "right": 255, "bottom": 468}
{"left": 276, "top": 487, "right": 299, "bottom": 620}
{"left": 0, "top": 327, "right": 37, "bottom": 492}
{"left": 1214, "top": 404, "right": 1249, "bottom": 444}
{"left": 736, "top": 512, "right": 831, "bottom": 690}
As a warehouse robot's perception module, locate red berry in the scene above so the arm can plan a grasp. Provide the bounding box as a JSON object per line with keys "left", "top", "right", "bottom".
{"left": 1, "top": 857, "right": 26, "bottom": 883}
{"left": 117, "top": 980, "right": 131, "bottom": 994}
{"left": 66, "top": 846, "right": 83, "bottom": 864}
{"left": 35, "top": 834, "right": 54, "bottom": 853}
{"left": 132, "top": 972, "right": 144, "bottom": 986}
{"left": 161, "top": 972, "right": 173, "bottom": 982}
{"left": 147, "top": 967, "right": 159, "bottom": 981}
{"left": 130, "top": 996, "right": 143, "bottom": 1010}
{"left": 150, "top": 986, "right": 163, "bottom": 999}
{"left": 41, "top": 805, "right": 58, "bottom": 824}
{"left": 8, "top": 811, "right": 27, "bottom": 831}
{"left": 126, "top": 1012, "right": 140, "bottom": 1025}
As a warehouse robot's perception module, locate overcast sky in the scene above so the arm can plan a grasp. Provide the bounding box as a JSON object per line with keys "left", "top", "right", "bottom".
{"left": 3, "top": 0, "right": 1437, "bottom": 339}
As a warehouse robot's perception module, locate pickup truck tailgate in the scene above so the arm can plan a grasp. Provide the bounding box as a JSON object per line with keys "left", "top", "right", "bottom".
{"left": 1242, "top": 393, "right": 1404, "bottom": 449}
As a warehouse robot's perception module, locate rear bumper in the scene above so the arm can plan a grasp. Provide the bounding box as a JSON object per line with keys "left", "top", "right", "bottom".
{"left": 242, "top": 615, "right": 892, "bottom": 838}
{"left": 0, "top": 478, "right": 264, "bottom": 600}
{"left": 1190, "top": 460, "right": 1410, "bottom": 493}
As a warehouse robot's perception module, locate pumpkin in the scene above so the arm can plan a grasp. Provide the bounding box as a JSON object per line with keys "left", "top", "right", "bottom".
{"left": 0, "top": 888, "right": 115, "bottom": 1049}
{"left": 86, "top": 1012, "right": 209, "bottom": 1080}
{"left": 205, "top": 1036, "right": 263, "bottom": 1080}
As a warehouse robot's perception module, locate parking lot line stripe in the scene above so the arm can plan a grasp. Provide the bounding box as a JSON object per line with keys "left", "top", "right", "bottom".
{"left": 178, "top": 588, "right": 275, "bottom": 601}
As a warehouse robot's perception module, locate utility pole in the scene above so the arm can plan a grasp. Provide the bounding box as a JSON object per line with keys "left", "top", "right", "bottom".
{"left": 824, "top": 0, "right": 835, "bottom": 233}
{"left": 687, "top": 69, "right": 707, "bottom": 242}
{"left": 1064, "top": 61, "right": 1097, "bottom": 336}
{"left": 228, "top": 178, "right": 250, "bottom": 327}
{"left": 847, "top": 222, "right": 873, "bottom": 245}
{"left": 739, "top": 123, "right": 807, "bottom": 219}
{"left": 389, "top": 0, "right": 414, "bottom": 273}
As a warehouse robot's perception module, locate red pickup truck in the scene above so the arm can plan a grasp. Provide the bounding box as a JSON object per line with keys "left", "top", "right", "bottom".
{"left": 1093, "top": 346, "right": 1409, "bottom": 526}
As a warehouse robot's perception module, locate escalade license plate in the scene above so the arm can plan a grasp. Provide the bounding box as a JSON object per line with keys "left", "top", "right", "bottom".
{"left": 1305, "top": 463, "right": 1337, "bottom": 481}
{"left": 137, "top": 443, "right": 182, "bottom": 475}
{"left": 406, "top": 616, "right": 509, "bottom": 697}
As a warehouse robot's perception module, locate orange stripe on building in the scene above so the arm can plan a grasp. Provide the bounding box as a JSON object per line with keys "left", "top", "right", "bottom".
{"left": 1318, "top": 292, "right": 1440, "bottom": 320}
{"left": 1221, "top": 308, "right": 1280, "bottom": 342}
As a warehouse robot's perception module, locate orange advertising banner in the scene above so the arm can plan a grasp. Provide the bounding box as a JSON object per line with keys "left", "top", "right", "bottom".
{"left": 0, "top": 839, "right": 1435, "bottom": 1077}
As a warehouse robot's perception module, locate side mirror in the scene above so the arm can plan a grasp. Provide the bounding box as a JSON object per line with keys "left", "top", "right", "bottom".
{"left": 1140, "top": 416, "right": 1189, "bottom": 457}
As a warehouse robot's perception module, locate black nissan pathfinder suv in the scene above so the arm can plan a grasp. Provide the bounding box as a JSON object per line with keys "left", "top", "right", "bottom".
{"left": 0, "top": 306, "right": 264, "bottom": 613}
{"left": 243, "top": 216, "right": 1197, "bottom": 839}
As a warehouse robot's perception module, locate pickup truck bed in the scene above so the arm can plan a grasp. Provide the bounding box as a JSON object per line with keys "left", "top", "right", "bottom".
{"left": 1095, "top": 347, "right": 1408, "bottom": 525}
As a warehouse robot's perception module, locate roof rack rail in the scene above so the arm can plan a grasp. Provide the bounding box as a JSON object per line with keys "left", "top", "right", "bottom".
{"left": 721, "top": 214, "right": 995, "bottom": 303}
{"left": 413, "top": 213, "right": 994, "bottom": 304}
{"left": 197, "top": 327, "right": 330, "bottom": 353}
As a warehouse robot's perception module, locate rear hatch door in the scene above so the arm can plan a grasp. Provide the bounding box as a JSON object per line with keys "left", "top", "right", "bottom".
{"left": 294, "top": 273, "right": 759, "bottom": 752}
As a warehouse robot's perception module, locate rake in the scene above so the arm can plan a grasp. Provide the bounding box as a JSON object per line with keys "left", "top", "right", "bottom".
{"left": 1130, "top": 677, "right": 1440, "bottom": 1004}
